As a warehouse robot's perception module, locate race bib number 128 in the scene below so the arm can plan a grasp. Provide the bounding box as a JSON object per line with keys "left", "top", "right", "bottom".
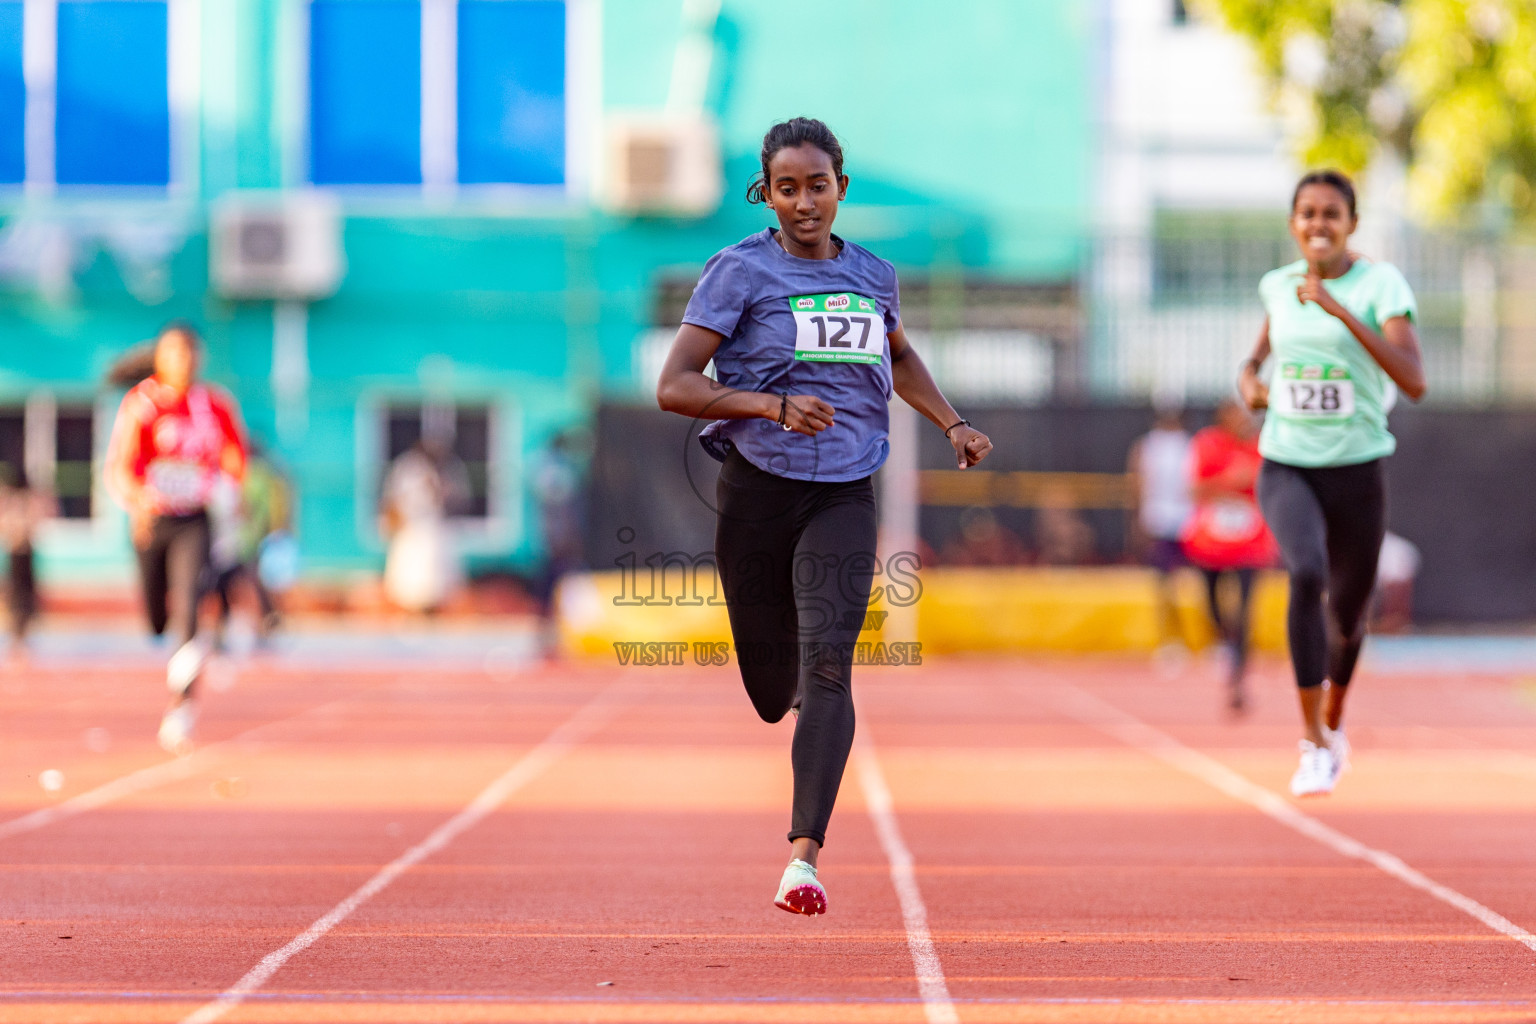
{"left": 1271, "top": 362, "right": 1355, "bottom": 419}
{"left": 790, "top": 293, "right": 883, "bottom": 364}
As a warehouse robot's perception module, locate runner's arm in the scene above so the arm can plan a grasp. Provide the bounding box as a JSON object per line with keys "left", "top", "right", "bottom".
{"left": 655, "top": 323, "right": 834, "bottom": 436}
{"left": 889, "top": 323, "right": 993, "bottom": 468}
{"left": 1296, "top": 279, "right": 1427, "bottom": 400}
{"left": 210, "top": 386, "right": 249, "bottom": 480}
{"left": 1238, "top": 320, "right": 1271, "bottom": 411}
{"left": 104, "top": 394, "right": 156, "bottom": 547}
{"left": 103, "top": 394, "right": 148, "bottom": 513}
{"left": 1352, "top": 313, "right": 1426, "bottom": 401}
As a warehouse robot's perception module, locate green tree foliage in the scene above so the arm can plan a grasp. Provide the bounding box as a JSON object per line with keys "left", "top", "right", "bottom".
{"left": 1191, "top": 0, "right": 1536, "bottom": 224}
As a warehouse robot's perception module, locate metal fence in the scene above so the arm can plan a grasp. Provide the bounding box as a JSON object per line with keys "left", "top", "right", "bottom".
{"left": 629, "top": 229, "right": 1536, "bottom": 408}
{"left": 1090, "top": 231, "right": 1534, "bottom": 406}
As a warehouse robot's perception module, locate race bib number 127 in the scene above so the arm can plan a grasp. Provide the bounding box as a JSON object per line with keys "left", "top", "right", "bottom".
{"left": 790, "top": 293, "right": 883, "bottom": 364}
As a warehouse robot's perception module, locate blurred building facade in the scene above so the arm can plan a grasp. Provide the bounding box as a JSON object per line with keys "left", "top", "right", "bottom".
{"left": 0, "top": 0, "right": 1091, "bottom": 585}
{"left": 1090, "top": 0, "right": 1536, "bottom": 407}
{"left": 6, "top": 0, "right": 1530, "bottom": 594}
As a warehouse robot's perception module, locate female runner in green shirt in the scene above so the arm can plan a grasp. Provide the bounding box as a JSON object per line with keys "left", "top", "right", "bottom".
{"left": 1238, "top": 170, "right": 1427, "bottom": 797}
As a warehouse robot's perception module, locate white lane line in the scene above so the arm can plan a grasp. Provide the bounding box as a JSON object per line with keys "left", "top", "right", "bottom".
{"left": 1056, "top": 684, "right": 1536, "bottom": 956}
{"left": 179, "top": 680, "right": 633, "bottom": 1024}
{"left": 856, "top": 742, "right": 960, "bottom": 1024}
{"left": 0, "top": 696, "right": 356, "bottom": 842}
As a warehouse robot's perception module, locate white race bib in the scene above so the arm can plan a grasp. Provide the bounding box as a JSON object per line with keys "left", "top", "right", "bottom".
{"left": 1270, "top": 363, "right": 1355, "bottom": 419}
{"left": 147, "top": 459, "right": 208, "bottom": 505}
{"left": 1208, "top": 498, "right": 1262, "bottom": 542}
{"left": 790, "top": 293, "right": 883, "bottom": 365}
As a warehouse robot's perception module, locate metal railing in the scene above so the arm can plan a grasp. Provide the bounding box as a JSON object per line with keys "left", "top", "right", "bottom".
{"left": 1090, "top": 231, "right": 1533, "bottom": 405}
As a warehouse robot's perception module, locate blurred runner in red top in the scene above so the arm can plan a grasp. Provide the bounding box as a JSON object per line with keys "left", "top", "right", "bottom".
{"left": 106, "top": 322, "right": 246, "bottom": 754}
{"left": 1182, "top": 399, "right": 1276, "bottom": 713}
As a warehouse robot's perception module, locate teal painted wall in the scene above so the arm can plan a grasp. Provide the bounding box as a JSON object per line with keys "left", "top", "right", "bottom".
{"left": 606, "top": 0, "right": 1093, "bottom": 275}
{"left": 0, "top": 0, "right": 1090, "bottom": 582}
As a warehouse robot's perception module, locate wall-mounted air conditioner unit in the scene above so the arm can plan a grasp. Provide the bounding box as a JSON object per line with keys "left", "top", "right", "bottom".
{"left": 210, "top": 193, "right": 345, "bottom": 300}
{"left": 602, "top": 114, "right": 723, "bottom": 217}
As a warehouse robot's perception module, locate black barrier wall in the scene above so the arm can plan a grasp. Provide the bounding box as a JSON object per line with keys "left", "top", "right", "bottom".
{"left": 589, "top": 401, "right": 1534, "bottom": 624}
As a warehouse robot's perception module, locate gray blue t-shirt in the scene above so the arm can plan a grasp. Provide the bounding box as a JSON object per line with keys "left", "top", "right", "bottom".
{"left": 681, "top": 228, "right": 901, "bottom": 482}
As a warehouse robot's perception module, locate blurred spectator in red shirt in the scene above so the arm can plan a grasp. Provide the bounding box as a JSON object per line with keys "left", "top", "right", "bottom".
{"left": 1182, "top": 399, "right": 1277, "bottom": 713}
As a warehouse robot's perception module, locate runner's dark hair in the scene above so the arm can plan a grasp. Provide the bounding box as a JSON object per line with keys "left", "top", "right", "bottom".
{"left": 156, "top": 319, "right": 203, "bottom": 348}
{"left": 746, "top": 117, "right": 845, "bottom": 205}
{"left": 1292, "top": 169, "right": 1356, "bottom": 218}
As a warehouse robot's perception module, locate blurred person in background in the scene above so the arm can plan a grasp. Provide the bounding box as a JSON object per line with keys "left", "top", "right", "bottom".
{"left": 1239, "top": 170, "right": 1426, "bottom": 797}
{"left": 1374, "top": 531, "right": 1421, "bottom": 634}
{"left": 1, "top": 463, "right": 54, "bottom": 661}
{"left": 379, "top": 436, "right": 468, "bottom": 614}
{"left": 531, "top": 430, "right": 588, "bottom": 656}
{"left": 1035, "top": 483, "right": 1097, "bottom": 566}
{"left": 940, "top": 506, "right": 1026, "bottom": 566}
{"left": 1181, "top": 398, "right": 1277, "bottom": 713}
{"left": 209, "top": 442, "right": 290, "bottom": 650}
{"left": 244, "top": 447, "right": 292, "bottom": 638}
{"left": 1128, "top": 406, "right": 1193, "bottom": 651}
{"left": 106, "top": 322, "right": 247, "bottom": 754}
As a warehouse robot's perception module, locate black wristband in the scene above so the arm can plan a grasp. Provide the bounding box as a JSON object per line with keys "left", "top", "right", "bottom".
{"left": 944, "top": 418, "right": 971, "bottom": 439}
{"left": 778, "top": 393, "right": 791, "bottom": 430}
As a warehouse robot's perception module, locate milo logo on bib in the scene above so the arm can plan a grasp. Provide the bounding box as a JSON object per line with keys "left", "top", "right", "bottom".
{"left": 789, "top": 293, "right": 883, "bottom": 364}
{"left": 1271, "top": 362, "right": 1355, "bottom": 419}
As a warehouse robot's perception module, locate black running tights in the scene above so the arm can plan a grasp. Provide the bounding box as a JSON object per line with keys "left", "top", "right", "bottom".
{"left": 1199, "top": 567, "right": 1255, "bottom": 672}
{"left": 715, "top": 449, "right": 877, "bottom": 848}
{"left": 137, "top": 512, "right": 211, "bottom": 647}
{"left": 1256, "top": 459, "right": 1386, "bottom": 690}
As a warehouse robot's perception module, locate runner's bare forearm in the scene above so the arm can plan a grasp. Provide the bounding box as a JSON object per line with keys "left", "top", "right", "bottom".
{"left": 889, "top": 329, "right": 960, "bottom": 431}
{"left": 656, "top": 323, "right": 778, "bottom": 422}
{"left": 1242, "top": 322, "right": 1271, "bottom": 375}
{"left": 1330, "top": 308, "right": 1426, "bottom": 400}
{"left": 657, "top": 371, "right": 779, "bottom": 422}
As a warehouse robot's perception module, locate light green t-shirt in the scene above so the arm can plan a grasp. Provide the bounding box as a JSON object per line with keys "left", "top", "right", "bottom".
{"left": 1257, "top": 258, "right": 1417, "bottom": 468}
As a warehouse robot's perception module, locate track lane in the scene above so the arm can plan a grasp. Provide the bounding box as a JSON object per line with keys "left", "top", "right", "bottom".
{"left": 5, "top": 651, "right": 1536, "bottom": 1022}
{"left": 860, "top": 660, "right": 1536, "bottom": 1020}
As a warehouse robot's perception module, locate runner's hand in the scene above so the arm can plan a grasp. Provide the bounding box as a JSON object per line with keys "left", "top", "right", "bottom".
{"left": 129, "top": 507, "right": 153, "bottom": 550}
{"left": 1296, "top": 273, "right": 1346, "bottom": 318}
{"left": 950, "top": 425, "right": 993, "bottom": 469}
{"left": 1239, "top": 372, "right": 1269, "bottom": 412}
{"left": 780, "top": 395, "right": 835, "bottom": 436}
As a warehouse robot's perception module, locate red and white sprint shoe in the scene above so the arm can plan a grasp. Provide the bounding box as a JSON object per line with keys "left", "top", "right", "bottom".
{"left": 774, "top": 858, "right": 827, "bottom": 916}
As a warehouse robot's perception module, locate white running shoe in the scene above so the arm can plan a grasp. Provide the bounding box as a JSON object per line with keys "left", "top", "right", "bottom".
{"left": 1324, "top": 725, "right": 1351, "bottom": 773}
{"left": 773, "top": 858, "right": 826, "bottom": 916}
{"left": 166, "top": 639, "right": 210, "bottom": 697}
{"left": 157, "top": 702, "right": 197, "bottom": 756}
{"left": 1289, "top": 739, "right": 1339, "bottom": 797}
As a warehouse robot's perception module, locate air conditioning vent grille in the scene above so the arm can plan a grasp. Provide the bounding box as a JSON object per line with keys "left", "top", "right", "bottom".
{"left": 603, "top": 114, "right": 722, "bottom": 217}
{"left": 211, "top": 195, "right": 344, "bottom": 300}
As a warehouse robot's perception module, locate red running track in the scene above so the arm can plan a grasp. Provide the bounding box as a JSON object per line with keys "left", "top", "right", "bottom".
{"left": 1, "top": 647, "right": 1535, "bottom": 1023}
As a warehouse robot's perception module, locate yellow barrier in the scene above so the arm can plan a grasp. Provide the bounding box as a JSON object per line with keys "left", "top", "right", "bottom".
{"left": 557, "top": 567, "right": 1288, "bottom": 657}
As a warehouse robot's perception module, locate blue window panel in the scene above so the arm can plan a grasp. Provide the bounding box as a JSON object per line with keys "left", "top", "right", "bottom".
{"left": 458, "top": 0, "right": 565, "bottom": 185}
{"left": 0, "top": 2, "right": 21, "bottom": 183}
{"left": 0, "top": 2, "right": 22, "bottom": 183}
{"left": 55, "top": 1, "right": 170, "bottom": 186}
{"left": 310, "top": 0, "right": 421, "bottom": 185}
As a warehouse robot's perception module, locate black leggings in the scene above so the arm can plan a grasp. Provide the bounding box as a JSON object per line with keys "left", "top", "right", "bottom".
{"left": 137, "top": 512, "right": 211, "bottom": 647}
{"left": 715, "top": 449, "right": 877, "bottom": 848}
{"left": 1257, "top": 459, "right": 1385, "bottom": 690}
{"left": 1199, "top": 567, "right": 1255, "bottom": 672}
{"left": 7, "top": 544, "right": 37, "bottom": 641}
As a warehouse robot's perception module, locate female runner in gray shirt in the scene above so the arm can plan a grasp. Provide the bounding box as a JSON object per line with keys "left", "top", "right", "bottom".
{"left": 658, "top": 118, "right": 992, "bottom": 915}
